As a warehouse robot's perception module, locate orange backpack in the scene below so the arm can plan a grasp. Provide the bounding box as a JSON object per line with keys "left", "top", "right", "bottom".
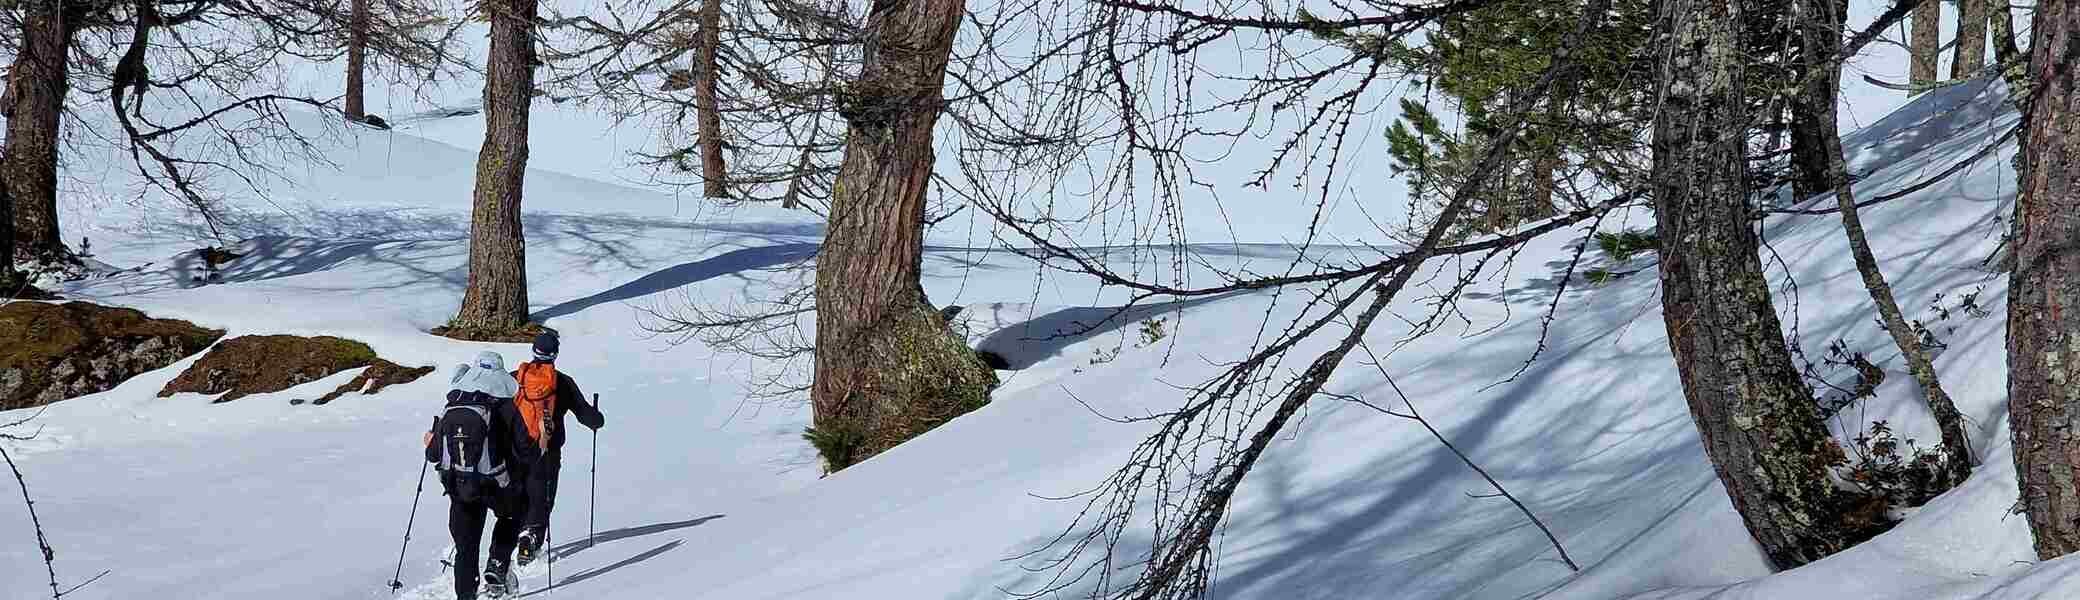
{"left": 515, "top": 362, "right": 558, "bottom": 449}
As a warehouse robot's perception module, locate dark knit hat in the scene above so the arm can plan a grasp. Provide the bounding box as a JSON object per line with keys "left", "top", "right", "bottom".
{"left": 532, "top": 330, "right": 560, "bottom": 362}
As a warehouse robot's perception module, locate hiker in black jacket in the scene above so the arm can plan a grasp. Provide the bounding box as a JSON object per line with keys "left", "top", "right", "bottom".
{"left": 425, "top": 351, "right": 538, "bottom": 599}
{"left": 509, "top": 330, "right": 605, "bottom": 564}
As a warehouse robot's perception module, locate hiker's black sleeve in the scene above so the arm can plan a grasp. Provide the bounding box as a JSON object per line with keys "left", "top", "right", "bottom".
{"left": 563, "top": 375, "right": 604, "bottom": 430}
{"left": 424, "top": 416, "right": 441, "bottom": 464}
{"left": 502, "top": 403, "right": 542, "bottom": 466}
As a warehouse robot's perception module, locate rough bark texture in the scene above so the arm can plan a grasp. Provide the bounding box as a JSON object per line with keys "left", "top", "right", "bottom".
{"left": 1953, "top": 0, "right": 1988, "bottom": 78}
{"left": 1910, "top": 0, "right": 1941, "bottom": 92}
{"left": 345, "top": 0, "right": 370, "bottom": 121}
{"left": 2, "top": 168, "right": 15, "bottom": 288}
{"left": 1654, "top": 0, "right": 1859, "bottom": 569}
{"left": 2, "top": 0, "right": 82, "bottom": 262}
{"left": 1789, "top": 0, "right": 1848, "bottom": 203}
{"left": 808, "top": 0, "right": 996, "bottom": 473}
{"left": 694, "top": 0, "right": 726, "bottom": 198}
{"left": 1798, "top": 0, "right": 1974, "bottom": 484}
{"left": 2009, "top": 0, "right": 2080, "bottom": 560}
{"left": 446, "top": 0, "right": 535, "bottom": 337}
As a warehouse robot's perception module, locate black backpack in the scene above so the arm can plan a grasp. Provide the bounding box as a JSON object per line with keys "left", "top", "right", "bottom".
{"left": 434, "top": 403, "right": 512, "bottom": 503}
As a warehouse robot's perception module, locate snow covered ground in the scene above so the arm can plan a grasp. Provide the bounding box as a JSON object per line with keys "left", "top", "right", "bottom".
{"left": 0, "top": 15, "right": 2066, "bottom": 600}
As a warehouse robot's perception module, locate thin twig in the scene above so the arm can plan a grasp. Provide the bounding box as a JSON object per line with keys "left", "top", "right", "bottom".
{"left": 1352, "top": 341, "right": 1581, "bottom": 572}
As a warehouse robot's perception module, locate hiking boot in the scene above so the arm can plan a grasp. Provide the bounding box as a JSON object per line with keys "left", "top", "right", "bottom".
{"left": 515, "top": 528, "right": 542, "bottom": 566}
{"left": 483, "top": 558, "right": 512, "bottom": 598}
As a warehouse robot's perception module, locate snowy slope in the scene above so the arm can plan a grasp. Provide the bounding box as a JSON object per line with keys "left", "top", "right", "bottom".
{"left": 0, "top": 58, "right": 2055, "bottom": 600}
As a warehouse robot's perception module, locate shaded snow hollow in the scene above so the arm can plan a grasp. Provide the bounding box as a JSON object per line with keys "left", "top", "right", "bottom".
{"left": 0, "top": 72, "right": 2064, "bottom": 600}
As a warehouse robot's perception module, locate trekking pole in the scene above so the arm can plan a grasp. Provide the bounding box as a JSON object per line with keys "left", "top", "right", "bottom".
{"left": 387, "top": 460, "right": 430, "bottom": 593}
{"left": 589, "top": 392, "right": 599, "bottom": 550}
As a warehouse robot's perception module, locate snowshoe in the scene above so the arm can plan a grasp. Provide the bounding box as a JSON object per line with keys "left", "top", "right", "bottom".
{"left": 515, "top": 528, "right": 542, "bottom": 567}
{"left": 483, "top": 558, "right": 513, "bottom": 598}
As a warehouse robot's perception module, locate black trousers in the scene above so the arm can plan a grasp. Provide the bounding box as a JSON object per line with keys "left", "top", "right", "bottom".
{"left": 449, "top": 496, "right": 524, "bottom": 600}
{"left": 525, "top": 451, "right": 563, "bottom": 533}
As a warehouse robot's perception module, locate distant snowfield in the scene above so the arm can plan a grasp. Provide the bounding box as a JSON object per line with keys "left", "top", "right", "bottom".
{"left": 2, "top": 24, "right": 2066, "bottom": 600}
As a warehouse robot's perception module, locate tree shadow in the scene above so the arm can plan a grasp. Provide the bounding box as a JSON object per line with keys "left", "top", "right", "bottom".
{"left": 519, "top": 540, "right": 684, "bottom": 597}
{"left": 549, "top": 514, "right": 726, "bottom": 561}
{"left": 529, "top": 244, "right": 819, "bottom": 322}
{"left": 972, "top": 294, "right": 1238, "bottom": 370}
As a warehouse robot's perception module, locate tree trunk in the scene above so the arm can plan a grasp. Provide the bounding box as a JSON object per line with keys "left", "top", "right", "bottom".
{"left": 1798, "top": 0, "right": 1974, "bottom": 485}
{"left": 345, "top": 0, "right": 370, "bottom": 121}
{"left": 694, "top": 0, "right": 726, "bottom": 198}
{"left": 2, "top": 0, "right": 80, "bottom": 263}
{"left": 2009, "top": 0, "right": 2080, "bottom": 560}
{"left": 1787, "top": 0, "right": 1846, "bottom": 204}
{"left": 1910, "top": 0, "right": 1941, "bottom": 93}
{"left": 1654, "top": 0, "right": 1859, "bottom": 569}
{"left": 1, "top": 169, "right": 15, "bottom": 288}
{"left": 446, "top": 0, "right": 535, "bottom": 337}
{"left": 808, "top": 0, "right": 996, "bottom": 472}
{"left": 1952, "top": 0, "right": 1988, "bottom": 78}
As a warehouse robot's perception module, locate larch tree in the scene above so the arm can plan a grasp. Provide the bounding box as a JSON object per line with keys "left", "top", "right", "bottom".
{"left": 347, "top": 0, "right": 371, "bottom": 120}
{"left": 803, "top": 0, "right": 997, "bottom": 471}
{"left": 1650, "top": 0, "right": 1864, "bottom": 568}
{"left": 691, "top": 0, "right": 725, "bottom": 198}
{"left": 1910, "top": 0, "right": 1940, "bottom": 90}
{"left": 443, "top": 0, "right": 539, "bottom": 339}
{"left": 2, "top": 0, "right": 92, "bottom": 266}
{"left": 2008, "top": 0, "right": 2080, "bottom": 561}
{"left": 1952, "top": 0, "right": 1988, "bottom": 77}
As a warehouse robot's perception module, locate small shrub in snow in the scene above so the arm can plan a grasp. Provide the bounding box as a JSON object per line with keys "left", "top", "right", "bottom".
{"left": 1594, "top": 229, "right": 1659, "bottom": 261}
{"left": 1837, "top": 421, "right": 1951, "bottom": 519}
{"left": 1136, "top": 318, "right": 1168, "bottom": 347}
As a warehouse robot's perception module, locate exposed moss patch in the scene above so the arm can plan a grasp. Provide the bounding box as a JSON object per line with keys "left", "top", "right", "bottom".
{"left": 430, "top": 321, "right": 546, "bottom": 343}
{"left": 159, "top": 335, "right": 380, "bottom": 402}
{"left": 310, "top": 360, "right": 436, "bottom": 405}
{"left": 817, "top": 301, "right": 998, "bottom": 472}
{"left": 0, "top": 301, "right": 224, "bottom": 409}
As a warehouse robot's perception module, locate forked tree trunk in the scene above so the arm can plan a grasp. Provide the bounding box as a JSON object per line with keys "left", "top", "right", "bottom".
{"left": 1909, "top": 0, "right": 1941, "bottom": 92}
{"left": 1653, "top": 0, "right": 1857, "bottom": 569}
{"left": 2, "top": 0, "right": 81, "bottom": 263}
{"left": 1798, "top": 0, "right": 1974, "bottom": 485}
{"left": 694, "top": 0, "right": 726, "bottom": 198}
{"left": 448, "top": 0, "right": 535, "bottom": 337}
{"left": 2009, "top": 0, "right": 2080, "bottom": 560}
{"left": 1952, "top": 0, "right": 1988, "bottom": 78}
{"left": 808, "top": 0, "right": 995, "bottom": 472}
{"left": 345, "top": 0, "right": 370, "bottom": 121}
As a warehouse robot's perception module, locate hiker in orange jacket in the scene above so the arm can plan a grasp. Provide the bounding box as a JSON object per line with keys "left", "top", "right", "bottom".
{"left": 508, "top": 330, "right": 604, "bottom": 565}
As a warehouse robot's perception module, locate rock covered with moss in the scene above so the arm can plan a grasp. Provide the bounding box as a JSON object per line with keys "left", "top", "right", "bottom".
{"left": 0, "top": 301, "right": 225, "bottom": 409}
{"left": 159, "top": 335, "right": 383, "bottom": 402}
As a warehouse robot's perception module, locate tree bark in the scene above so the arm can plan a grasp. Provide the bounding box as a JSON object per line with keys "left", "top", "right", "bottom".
{"left": 694, "top": 0, "right": 726, "bottom": 198}
{"left": 1953, "top": 0, "right": 1988, "bottom": 78}
{"left": 447, "top": 0, "right": 535, "bottom": 336}
{"left": 1798, "top": 0, "right": 1974, "bottom": 485}
{"left": 2, "top": 0, "right": 82, "bottom": 263}
{"left": 345, "top": 0, "right": 370, "bottom": 121}
{"left": 1788, "top": 0, "right": 1847, "bottom": 204}
{"left": 808, "top": 0, "right": 996, "bottom": 472}
{"left": 2009, "top": 0, "right": 2080, "bottom": 560}
{"left": 1654, "top": 0, "right": 1859, "bottom": 569}
{"left": 1910, "top": 0, "right": 1941, "bottom": 93}
{"left": 1, "top": 169, "right": 15, "bottom": 288}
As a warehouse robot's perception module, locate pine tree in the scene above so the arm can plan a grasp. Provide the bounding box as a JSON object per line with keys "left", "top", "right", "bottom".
{"left": 1652, "top": 0, "right": 1864, "bottom": 568}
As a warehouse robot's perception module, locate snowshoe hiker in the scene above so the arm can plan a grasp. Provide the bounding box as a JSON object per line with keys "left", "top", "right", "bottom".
{"left": 425, "top": 351, "right": 540, "bottom": 600}
{"left": 510, "top": 330, "right": 605, "bottom": 565}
